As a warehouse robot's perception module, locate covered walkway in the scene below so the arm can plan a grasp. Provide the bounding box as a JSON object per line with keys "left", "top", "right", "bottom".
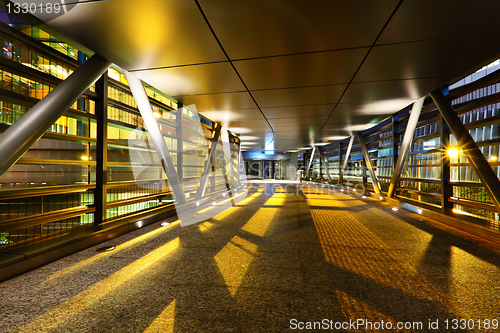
{"left": 2, "top": 183, "right": 500, "bottom": 332}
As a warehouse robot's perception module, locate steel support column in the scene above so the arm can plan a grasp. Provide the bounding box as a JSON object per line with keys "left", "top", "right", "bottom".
{"left": 94, "top": 71, "right": 108, "bottom": 228}
{"left": 440, "top": 117, "right": 453, "bottom": 214}
{"left": 176, "top": 102, "right": 184, "bottom": 183}
{"left": 221, "top": 128, "right": 235, "bottom": 189}
{"left": 339, "top": 136, "right": 354, "bottom": 184}
{"left": 123, "top": 70, "right": 186, "bottom": 205}
{"left": 318, "top": 148, "right": 332, "bottom": 183}
{"left": 338, "top": 142, "right": 342, "bottom": 183}
{"left": 387, "top": 97, "right": 425, "bottom": 198}
{"left": 431, "top": 88, "right": 500, "bottom": 212}
{"left": 195, "top": 124, "right": 222, "bottom": 200}
{"left": 236, "top": 138, "right": 242, "bottom": 187}
{"left": 392, "top": 115, "right": 399, "bottom": 172}
{"left": 305, "top": 146, "right": 316, "bottom": 180}
{"left": 0, "top": 54, "right": 111, "bottom": 177}
{"left": 357, "top": 133, "right": 381, "bottom": 195}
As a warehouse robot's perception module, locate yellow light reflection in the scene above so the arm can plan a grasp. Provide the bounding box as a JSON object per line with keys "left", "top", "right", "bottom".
{"left": 19, "top": 238, "right": 180, "bottom": 333}
{"left": 310, "top": 207, "right": 448, "bottom": 326}
{"left": 44, "top": 221, "right": 180, "bottom": 283}
{"left": 263, "top": 193, "right": 287, "bottom": 206}
{"left": 198, "top": 221, "right": 213, "bottom": 232}
{"left": 143, "top": 299, "right": 176, "bottom": 333}
{"left": 242, "top": 208, "right": 277, "bottom": 237}
{"left": 215, "top": 236, "right": 257, "bottom": 297}
{"left": 196, "top": 191, "right": 247, "bottom": 214}
{"left": 212, "top": 207, "right": 239, "bottom": 221}
{"left": 237, "top": 189, "right": 263, "bottom": 206}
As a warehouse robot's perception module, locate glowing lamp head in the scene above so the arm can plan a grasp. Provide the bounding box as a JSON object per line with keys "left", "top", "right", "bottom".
{"left": 447, "top": 148, "right": 459, "bottom": 158}
{"left": 81, "top": 156, "right": 89, "bottom": 161}
{"left": 153, "top": 112, "right": 161, "bottom": 118}
{"left": 489, "top": 155, "right": 498, "bottom": 162}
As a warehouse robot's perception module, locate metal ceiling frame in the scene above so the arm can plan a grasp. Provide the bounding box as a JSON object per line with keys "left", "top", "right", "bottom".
{"left": 357, "top": 133, "right": 381, "bottom": 195}
{"left": 431, "top": 88, "right": 500, "bottom": 213}
{"left": 318, "top": 147, "right": 332, "bottom": 183}
{"left": 387, "top": 97, "right": 425, "bottom": 197}
{"left": 195, "top": 123, "right": 222, "bottom": 201}
{"left": 305, "top": 146, "right": 316, "bottom": 180}
{"left": 339, "top": 135, "right": 355, "bottom": 184}
{"left": 124, "top": 70, "right": 186, "bottom": 205}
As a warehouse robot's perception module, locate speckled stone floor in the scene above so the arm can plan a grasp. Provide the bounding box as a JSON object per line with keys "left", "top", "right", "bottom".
{"left": 1, "top": 183, "right": 500, "bottom": 332}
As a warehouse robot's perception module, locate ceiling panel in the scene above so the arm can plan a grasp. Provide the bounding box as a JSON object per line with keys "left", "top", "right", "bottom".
{"left": 322, "top": 114, "right": 391, "bottom": 125}
{"left": 341, "top": 78, "right": 456, "bottom": 104}
{"left": 45, "top": 0, "right": 226, "bottom": 69}
{"left": 377, "top": 0, "right": 500, "bottom": 45}
{"left": 134, "top": 63, "right": 245, "bottom": 97}
{"left": 200, "top": 109, "right": 264, "bottom": 127}
{"left": 261, "top": 104, "right": 336, "bottom": 119}
{"left": 175, "top": 92, "right": 256, "bottom": 112}
{"left": 24, "top": 0, "right": 500, "bottom": 152}
{"left": 270, "top": 117, "right": 328, "bottom": 128}
{"left": 252, "top": 85, "right": 346, "bottom": 108}
{"left": 233, "top": 48, "right": 368, "bottom": 90}
{"left": 333, "top": 100, "right": 415, "bottom": 116}
{"left": 199, "top": 0, "right": 399, "bottom": 59}
{"left": 355, "top": 36, "right": 500, "bottom": 83}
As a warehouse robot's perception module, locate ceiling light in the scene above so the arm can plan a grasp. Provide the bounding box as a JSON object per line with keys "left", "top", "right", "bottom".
{"left": 153, "top": 112, "right": 161, "bottom": 118}
{"left": 489, "top": 155, "right": 498, "bottom": 162}
{"left": 81, "top": 156, "right": 89, "bottom": 161}
{"left": 239, "top": 136, "right": 259, "bottom": 140}
{"left": 391, "top": 207, "right": 399, "bottom": 211}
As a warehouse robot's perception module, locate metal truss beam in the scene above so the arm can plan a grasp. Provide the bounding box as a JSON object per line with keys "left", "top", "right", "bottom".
{"left": 431, "top": 88, "right": 500, "bottom": 212}
{"left": 0, "top": 54, "right": 111, "bottom": 177}
{"left": 123, "top": 70, "right": 186, "bottom": 205}
{"left": 318, "top": 147, "right": 332, "bottom": 183}
{"left": 195, "top": 124, "right": 222, "bottom": 201}
{"left": 357, "top": 133, "right": 381, "bottom": 195}
{"left": 221, "top": 127, "right": 236, "bottom": 190}
{"left": 339, "top": 136, "right": 354, "bottom": 184}
{"left": 387, "top": 97, "right": 425, "bottom": 197}
{"left": 94, "top": 71, "right": 108, "bottom": 228}
{"left": 305, "top": 146, "right": 316, "bottom": 180}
